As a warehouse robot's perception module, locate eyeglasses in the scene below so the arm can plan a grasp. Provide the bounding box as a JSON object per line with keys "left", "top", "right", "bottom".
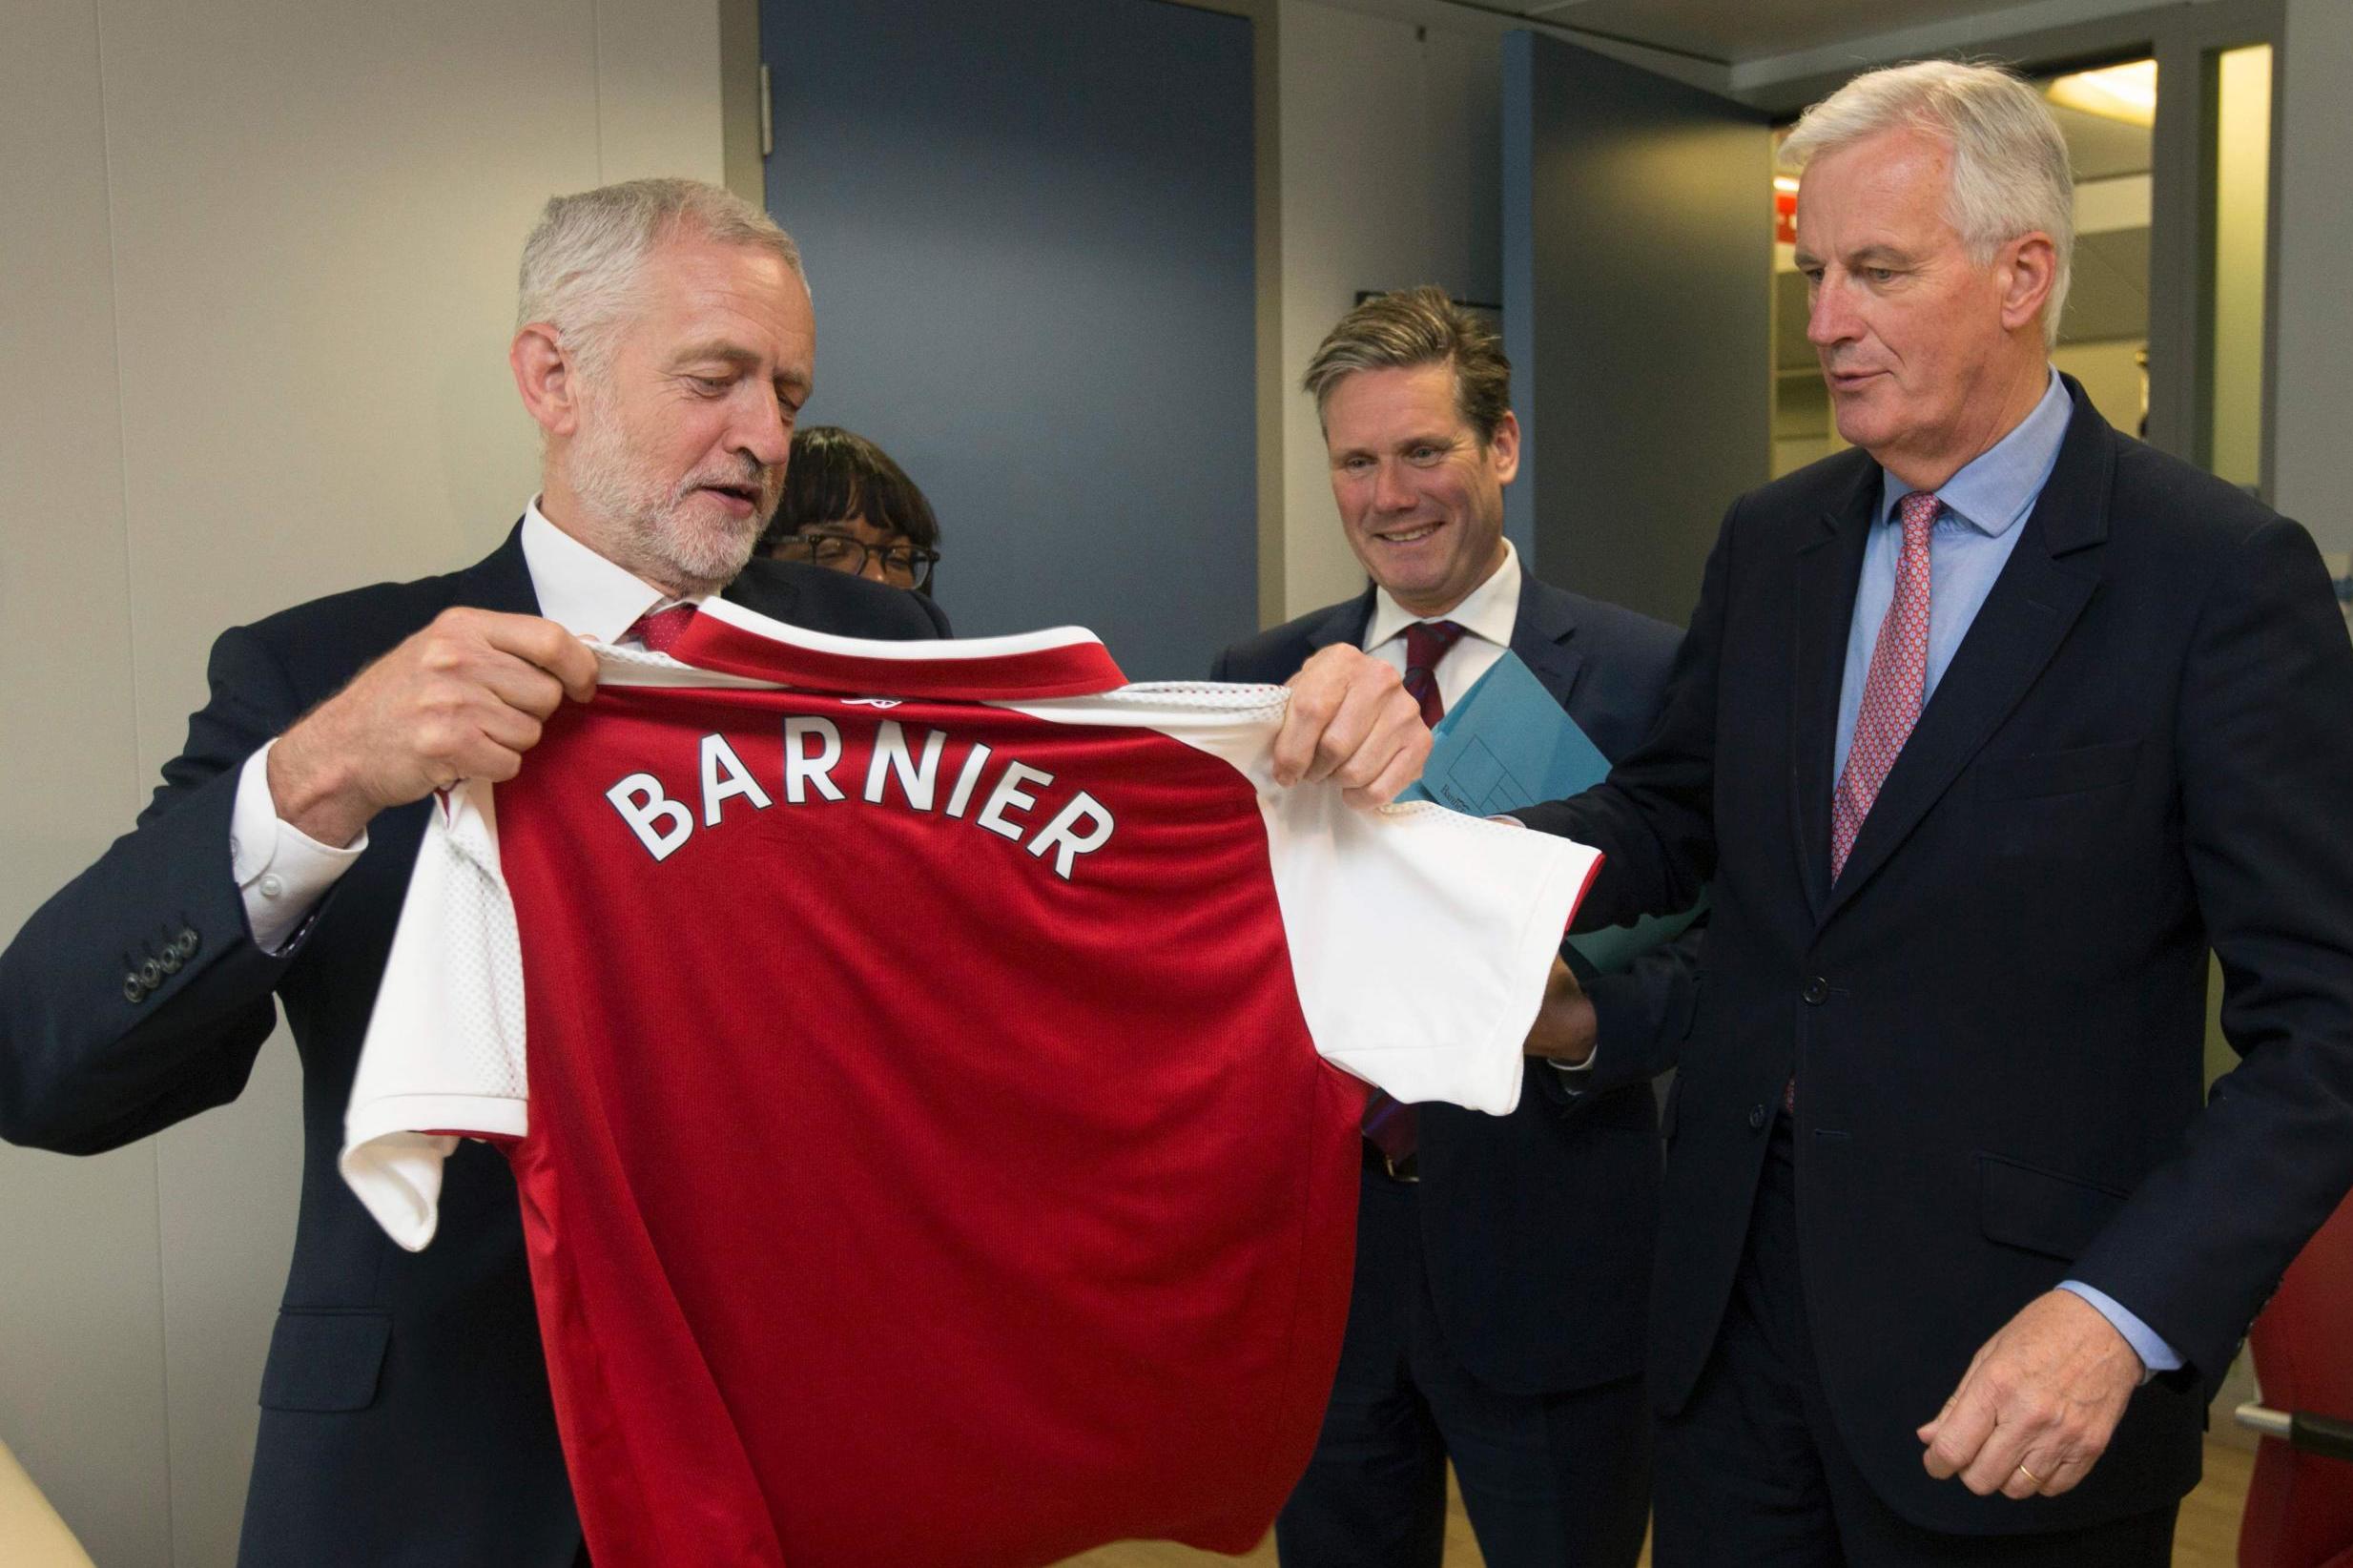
{"left": 775, "top": 531, "right": 939, "bottom": 594}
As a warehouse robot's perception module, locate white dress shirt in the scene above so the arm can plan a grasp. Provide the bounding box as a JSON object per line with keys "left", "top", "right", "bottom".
{"left": 231, "top": 502, "right": 687, "bottom": 952}
{"left": 1361, "top": 540, "right": 1522, "bottom": 706}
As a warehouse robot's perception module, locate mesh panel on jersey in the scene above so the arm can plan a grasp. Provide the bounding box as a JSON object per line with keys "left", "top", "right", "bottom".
{"left": 444, "top": 836, "right": 528, "bottom": 1101}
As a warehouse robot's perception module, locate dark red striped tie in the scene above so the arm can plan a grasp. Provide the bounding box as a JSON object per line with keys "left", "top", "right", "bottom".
{"left": 1360, "top": 619, "right": 1468, "bottom": 1172}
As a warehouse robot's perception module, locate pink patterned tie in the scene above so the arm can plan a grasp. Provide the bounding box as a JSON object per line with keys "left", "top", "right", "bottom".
{"left": 1359, "top": 619, "right": 1469, "bottom": 1176}
{"left": 623, "top": 603, "right": 699, "bottom": 655}
{"left": 1830, "top": 491, "right": 1939, "bottom": 881}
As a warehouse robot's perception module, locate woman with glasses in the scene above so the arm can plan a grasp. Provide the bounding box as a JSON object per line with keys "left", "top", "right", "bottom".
{"left": 758, "top": 425, "right": 941, "bottom": 596}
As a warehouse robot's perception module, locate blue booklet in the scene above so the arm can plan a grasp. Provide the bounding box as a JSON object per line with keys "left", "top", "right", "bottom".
{"left": 1399, "top": 650, "right": 1704, "bottom": 978}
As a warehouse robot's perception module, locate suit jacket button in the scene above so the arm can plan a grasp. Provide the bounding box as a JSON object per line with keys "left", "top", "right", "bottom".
{"left": 139, "top": 958, "right": 164, "bottom": 989}
{"left": 175, "top": 927, "right": 200, "bottom": 959}
{"left": 124, "top": 974, "right": 148, "bottom": 1003}
{"left": 1802, "top": 977, "right": 1829, "bottom": 1005}
{"left": 1748, "top": 1104, "right": 1768, "bottom": 1129}
{"left": 157, "top": 949, "right": 183, "bottom": 975}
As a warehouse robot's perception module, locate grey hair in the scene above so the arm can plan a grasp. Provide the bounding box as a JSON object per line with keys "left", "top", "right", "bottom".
{"left": 1782, "top": 60, "right": 2074, "bottom": 347}
{"left": 515, "top": 176, "right": 804, "bottom": 373}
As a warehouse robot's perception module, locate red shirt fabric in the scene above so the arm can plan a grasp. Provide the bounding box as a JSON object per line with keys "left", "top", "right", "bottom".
{"left": 343, "top": 605, "right": 1598, "bottom": 1566}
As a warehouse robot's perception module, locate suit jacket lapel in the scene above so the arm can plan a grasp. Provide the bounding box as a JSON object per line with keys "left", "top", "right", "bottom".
{"left": 1791, "top": 462, "right": 1878, "bottom": 921}
{"left": 1822, "top": 386, "right": 2114, "bottom": 920}
{"left": 1512, "top": 574, "right": 1585, "bottom": 703}
{"left": 1308, "top": 588, "right": 1376, "bottom": 654}
{"left": 360, "top": 523, "right": 539, "bottom": 897}
{"left": 454, "top": 521, "right": 541, "bottom": 615}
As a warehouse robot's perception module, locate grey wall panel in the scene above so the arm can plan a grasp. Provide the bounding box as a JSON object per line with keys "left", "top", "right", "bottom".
{"left": 0, "top": 1147, "right": 173, "bottom": 1565}
{"left": 597, "top": 0, "right": 727, "bottom": 185}
{"left": 0, "top": 3, "right": 731, "bottom": 1558}
{"left": 0, "top": 1, "right": 173, "bottom": 1561}
{"left": 1504, "top": 31, "right": 1771, "bottom": 627}
{"left": 764, "top": 0, "right": 1257, "bottom": 680}
{"left": 94, "top": 0, "right": 592, "bottom": 712}
{"left": 153, "top": 1058, "right": 307, "bottom": 1568}
{"left": 1276, "top": 2, "right": 1503, "bottom": 619}
{"left": 87, "top": 8, "right": 618, "bottom": 1555}
{"left": 2276, "top": 0, "right": 2353, "bottom": 550}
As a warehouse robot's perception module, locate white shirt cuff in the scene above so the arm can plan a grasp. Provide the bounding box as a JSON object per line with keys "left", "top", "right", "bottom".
{"left": 232, "top": 742, "right": 366, "bottom": 954}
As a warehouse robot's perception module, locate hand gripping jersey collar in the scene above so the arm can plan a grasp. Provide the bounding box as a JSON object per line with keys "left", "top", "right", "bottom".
{"left": 682, "top": 597, "right": 1128, "bottom": 699}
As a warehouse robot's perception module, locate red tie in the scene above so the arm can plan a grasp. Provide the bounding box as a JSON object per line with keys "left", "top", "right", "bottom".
{"left": 1359, "top": 618, "right": 1470, "bottom": 1176}
{"left": 1400, "top": 619, "right": 1467, "bottom": 731}
{"left": 624, "top": 603, "right": 699, "bottom": 655}
{"left": 1830, "top": 492, "right": 1938, "bottom": 881}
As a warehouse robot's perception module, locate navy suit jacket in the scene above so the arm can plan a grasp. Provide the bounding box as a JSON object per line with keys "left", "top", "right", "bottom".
{"left": 1521, "top": 382, "right": 2353, "bottom": 1534}
{"left": 0, "top": 526, "right": 948, "bottom": 1566}
{"left": 1215, "top": 568, "right": 1699, "bottom": 1394}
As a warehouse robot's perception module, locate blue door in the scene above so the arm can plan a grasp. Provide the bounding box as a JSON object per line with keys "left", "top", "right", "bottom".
{"left": 764, "top": 0, "right": 1258, "bottom": 679}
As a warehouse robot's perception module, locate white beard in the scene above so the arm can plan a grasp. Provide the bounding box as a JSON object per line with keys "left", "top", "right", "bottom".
{"left": 566, "top": 392, "right": 779, "bottom": 596}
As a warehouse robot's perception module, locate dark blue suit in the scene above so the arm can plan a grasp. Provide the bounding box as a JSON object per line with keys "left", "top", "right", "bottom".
{"left": 1521, "top": 383, "right": 2353, "bottom": 1560}
{"left": 0, "top": 527, "right": 947, "bottom": 1566}
{"left": 1215, "top": 567, "right": 1699, "bottom": 1567}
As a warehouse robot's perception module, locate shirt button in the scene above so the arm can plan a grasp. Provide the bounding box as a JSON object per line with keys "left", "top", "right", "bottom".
{"left": 258, "top": 874, "right": 284, "bottom": 900}
{"left": 1802, "top": 976, "right": 1830, "bottom": 1005}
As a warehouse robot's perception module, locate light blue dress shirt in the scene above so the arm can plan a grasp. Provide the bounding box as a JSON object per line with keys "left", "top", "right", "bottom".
{"left": 1833, "top": 371, "right": 2065, "bottom": 784}
{"left": 1832, "top": 369, "right": 2180, "bottom": 1376}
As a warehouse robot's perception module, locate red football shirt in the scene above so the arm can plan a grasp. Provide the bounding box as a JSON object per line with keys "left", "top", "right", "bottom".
{"left": 344, "top": 604, "right": 1598, "bottom": 1566}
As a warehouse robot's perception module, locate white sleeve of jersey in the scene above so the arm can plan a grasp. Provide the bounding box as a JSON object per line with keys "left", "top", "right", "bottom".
{"left": 1260, "top": 787, "right": 1600, "bottom": 1117}
{"left": 1005, "top": 684, "right": 1604, "bottom": 1118}
{"left": 338, "top": 778, "right": 530, "bottom": 1251}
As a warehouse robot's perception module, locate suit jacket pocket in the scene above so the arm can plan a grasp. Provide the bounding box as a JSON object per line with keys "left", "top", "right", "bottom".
{"left": 1978, "top": 1153, "right": 2130, "bottom": 1262}
{"left": 1574, "top": 1080, "right": 1661, "bottom": 1134}
{"left": 1976, "top": 738, "right": 2141, "bottom": 801}
{"left": 258, "top": 1309, "right": 392, "bottom": 1413}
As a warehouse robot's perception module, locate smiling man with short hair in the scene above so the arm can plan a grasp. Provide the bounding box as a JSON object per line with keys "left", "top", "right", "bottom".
{"left": 1217, "top": 286, "right": 1699, "bottom": 1568}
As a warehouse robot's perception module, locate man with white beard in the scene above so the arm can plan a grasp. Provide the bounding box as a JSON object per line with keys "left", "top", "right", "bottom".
{"left": 0, "top": 176, "right": 1430, "bottom": 1566}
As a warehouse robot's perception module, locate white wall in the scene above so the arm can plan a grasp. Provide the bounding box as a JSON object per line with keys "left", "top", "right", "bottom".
{"left": 1275, "top": 0, "right": 1501, "bottom": 619}
{"left": 0, "top": 3, "right": 724, "bottom": 1561}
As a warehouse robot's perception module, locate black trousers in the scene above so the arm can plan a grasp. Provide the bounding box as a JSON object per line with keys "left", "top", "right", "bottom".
{"left": 1652, "top": 1118, "right": 2177, "bottom": 1567}
{"left": 1275, "top": 1158, "right": 1652, "bottom": 1568}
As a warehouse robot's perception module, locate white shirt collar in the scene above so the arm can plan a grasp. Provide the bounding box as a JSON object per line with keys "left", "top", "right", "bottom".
{"left": 519, "top": 498, "right": 691, "bottom": 643}
{"left": 1364, "top": 539, "right": 1521, "bottom": 653}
